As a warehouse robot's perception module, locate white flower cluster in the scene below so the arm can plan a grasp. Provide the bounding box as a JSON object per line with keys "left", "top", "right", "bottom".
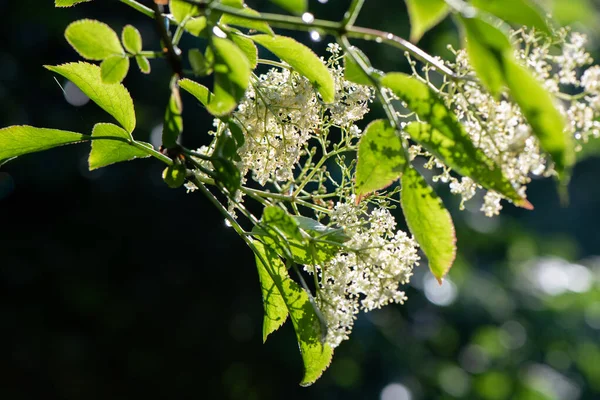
{"left": 231, "top": 44, "right": 373, "bottom": 185}
{"left": 419, "top": 27, "right": 600, "bottom": 216}
{"left": 306, "top": 197, "right": 420, "bottom": 348}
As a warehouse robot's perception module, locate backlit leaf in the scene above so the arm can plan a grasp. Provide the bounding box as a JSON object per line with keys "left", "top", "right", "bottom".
{"left": 221, "top": 1, "right": 274, "bottom": 35}
{"left": 89, "top": 123, "right": 150, "bottom": 170}
{"left": 401, "top": 167, "right": 456, "bottom": 282}
{"left": 231, "top": 34, "right": 258, "bottom": 70}
{"left": 65, "top": 19, "right": 124, "bottom": 60}
{"left": 251, "top": 35, "right": 335, "bottom": 103}
{"left": 162, "top": 164, "right": 187, "bottom": 188}
{"left": 55, "top": 0, "right": 91, "bottom": 7}
{"left": 253, "top": 240, "right": 333, "bottom": 386}
{"left": 355, "top": 119, "right": 406, "bottom": 199}
{"left": 170, "top": 0, "right": 199, "bottom": 23}
{"left": 100, "top": 55, "right": 130, "bottom": 84}
{"left": 162, "top": 85, "right": 183, "bottom": 149}
{"left": 122, "top": 25, "right": 143, "bottom": 54}
{"left": 207, "top": 37, "right": 250, "bottom": 117}
{"left": 46, "top": 62, "right": 136, "bottom": 133}
{"left": 179, "top": 78, "right": 213, "bottom": 107}
{"left": 471, "top": 0, "right": 551, "bottom": 35}
{"left": 0, "top": 126, "right": 85, "bottom": 160}
{"left": 268, "top": 0, "right": 307, "bottom": 15}
{"left": 404, "top": 0, "right": 449, "bottom": 43}
{"left": 344, "top": 47, "right": 381, "bottom": 87}
{"left": 135, "top": 55, "right": 151, "bottom": 74}
{"left": 382, "top": 72, "right": 531, "bottom": 207}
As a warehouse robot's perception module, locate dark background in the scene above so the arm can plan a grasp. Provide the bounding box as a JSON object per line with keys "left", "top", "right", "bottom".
{"left": 2, "top": 0, "right": 600, "bottom": 399}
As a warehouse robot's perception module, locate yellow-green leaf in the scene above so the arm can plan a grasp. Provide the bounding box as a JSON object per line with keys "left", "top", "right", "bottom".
{"left": 382, "top": 72, "right": 531, "bottom": 208}
{"left": 162, "top": 85, "right": 183, "bottom": 149}
{"left": 122, "top": 25, "right": 142, "bottom": 54}
{"left": 404, "top": 0, "right": 449, "bottom": 43}
{"left": 55, "top": 0, "right": 91, "bottom": 7}
{"left": 100, "top": 55, "right": 130, "bottom": 84}
{"left": 65, "top": 19, "right": 124, "bottom": 60}
{"left": 207, "top": 37, "right": 250, "bottom": 117}
{"left": 401, "top": 167, "right": 456, "bottom": 282}
{"left": 253, "top": 240, "right": 333, "bottom": 386}
{"left": 0, "top": 126, "right": 85, "bottom": 160}
{"left": 170, "top": 0, "right": 199, "bottom": 23}
{"left": 179, "top": 79, "right": 213, "bottom": 108}
{"left": 221, "top": 2, "right": 274, "bottom": 35}
{"left": 251, "top": 34, "right": 335, "bottom": 103}
{"left": 344, "top": 47, "right": 380, "bottom": 87}
{"left": 355, "top": 119, "right": 406, "bottom": 199}
{"left": 89, "top": 123, "right": 150, "bottom": 170}
{"left": 268, "top": 0, "right": 307, "bottom": 15}
{"left": 135, "top": 55, "right": 151, "bottom": 74}
{"left": 471, "top": 0, "right": 551, "bottom": 35}
{"left": 46, "top": 62, "right": 136, "bottom": 133}
{"left": 231, "top": 34, "right": 258, "bottom": 70}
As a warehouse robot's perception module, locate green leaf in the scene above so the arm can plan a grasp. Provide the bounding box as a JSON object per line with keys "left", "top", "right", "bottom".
{"left": 208, "top": 37, "right": 251, "bottom": 117}
{"left": 55, "top": 0, "right": 91, "bottom": 7}
{"left": 251, "top": 35, "right": 335, "bottom": 103}
{"left": 231, "top": 34, "right": 259, "bottom": 70}
{"left": 471, "top": 0, "right": 551, "bottom": 35}
{"left": 188, "top": 49, "right": 211, "bottom": 76}
{"left": 46, "top": 62, "right": 136, "bottom": 133}
{"left": 179, "top": 78, "right": 213, "bottom": 107}
{"left": 268, "top": 0, "right": 307, "bottom": 15}
{"left": 405, "top": 122, "right": 532, "bottom": 209}
{"left": 170, "top": 0, "right": 199, "bottom": 23}
{"left": 184, "top": 17, "right": 208, "bottom": 37}
{"left": 212, "top": 129, "right": 242, "bottom": 194}
{"left": 502, "top": 55, "right": 574, "bottom": 178}
{"left": 344, "top": 47, "right": 381, "bottom": 87}
{"left": 459, "top": 17, "right": 573, "bottom": 178}
{"left": 65, "top": 19, "right": 124, "bottom": 60}
{"left": 135, "top": 55, "right": 151, "bottom": 74}
{"left": 0, "top": 126, "right": 85, "bottom": 160}
{"left": 257, "top": 207, "right": 339, "bottom": 265}
{"left": 121, "top": 25, "right": 142, "bottom": 54}
{"left": 100, "top": 55, "right": 130, "bottom": 84}
{"left": 221, "top": 3, "right": 274, "bottom": 35}
{"left": 162, "top": 85, "right": 183, "bottom": 149}
{"left": 381, "top": 72, "right": 531, "bottom": 207}
{"left": 355, "top": 119, "right": 407, "bottom": 199}
{"left": 253, "top": 241, "right": 289, "bottom": 342}
{"left": 162, "top": 164, "right": 187, "bottom": 188}
{"left": 404, "top": 0, "right": 449, "bottom": 43}
{"left": 401, "top": 167, "right": 456, "bottom": 283}
{"left": 253, "top": 240, "right": 333, "bottom": 386}
{"left": 460, "top": 16, "right": 511, "bottom": 98}
{"left": 89, "top": 123, "right": 150, "bottom": 170}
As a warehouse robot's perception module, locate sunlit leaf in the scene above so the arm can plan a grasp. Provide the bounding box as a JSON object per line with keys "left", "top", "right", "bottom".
{"left": 471, "top": 0, "right": 551, "bottom": 35}
{"left": 170, "top": 0, "right": 199, "bottom": 23}
{"left": 253, "top": 241, "right": 289, "bottom": 342}
{"left": 382, "top": 72, "right": 531, "bottom": 207}
{"left": 46, "top": 62, "right": 136, "bottom": 133}
{"left": 404, "top": 122, "right": 532, "bottom": 209}
{"left": 404, "top": 0, "right": 449, "bottom": 43}
{"left": 55, "top": 0, "right": 91, "bottom": 7}
{"left": 89, "top": 123, "right": 150, "bottom": 170}
{"left": 100, "top": 55, "right": 130, "bottom": 84}
{"left": 221, "top": 1, "right": 274, "bottom": 35}
{"left": 162, "top": 164, "right": 187, "bottom": 188}
{"left": 231, "top": 34, "right": 258, "bottom": 70}
{"left": 460, "top": 17, "right": 574, "bottom": 178}
{"left": 253, "top": 240, "right": 333, "bottom": 386}
{"left": 502, "top": 55, "right": 574, "bottom": 179}
{"left": 162, "top": 85, "right": 183, "bottom": 149}
{"left": 344, "top": 47, "right": 381, "bottom": 87}
{"left": 251, "top": 34, "right": 335, "bottom": 103}
{"left": 135, "top": 55, "right": 151, "bottom": 74}
{"left": 179, "top": 78, "right": 213, "bottom": 107}
{"left": 460, "top": 15, "right": 511, "bottom": 98}
{"left": 268, "top": 0, "right": 307, "bottom": 15}
{"left": 401, "top": 167, "right": 456, "bottom": 283}
{"left": 206, "top": 37, "right": 250, "bottom": 117}
{"left": 291, "top": 216, "right": 350, "bottom": 244}
{"left": 65, "top": 19, "right": 124, "bottom": 60}
{"left": 184, "top": 17, "right": 208, "bottom": 37}
{"left": 121, "top": 25, "right": 143, "bottom": 54}
{"left": 355, "top": 119, "right": 406, "bottom": 199}
{"left": 0, "top": 126, "right": 85, "bottom": 160}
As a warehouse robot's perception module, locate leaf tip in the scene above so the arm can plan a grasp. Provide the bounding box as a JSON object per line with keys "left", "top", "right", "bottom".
{"left": 516, "top": 198, "right": 534, "bottom": 210}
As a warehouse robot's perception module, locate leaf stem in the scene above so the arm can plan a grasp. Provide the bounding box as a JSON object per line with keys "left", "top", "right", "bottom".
{"left": 87, "top": 135, "right": 173, "bottom": 165}
{"left": 342, "top": 0, "right": 365, "bottom": 27}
